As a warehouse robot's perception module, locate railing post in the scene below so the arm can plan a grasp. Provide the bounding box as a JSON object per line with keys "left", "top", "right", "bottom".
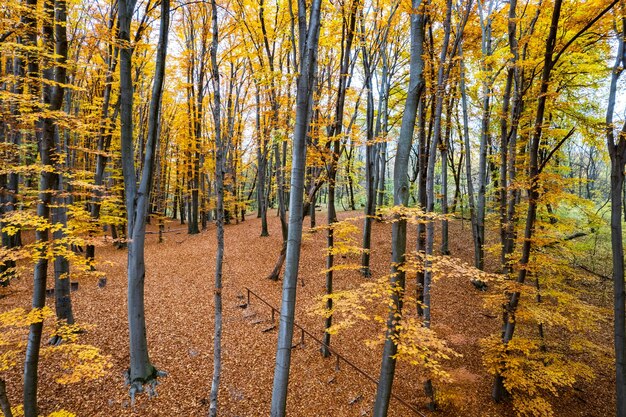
{"left": 240, "top": 286, "right": 424, "bottom": 416}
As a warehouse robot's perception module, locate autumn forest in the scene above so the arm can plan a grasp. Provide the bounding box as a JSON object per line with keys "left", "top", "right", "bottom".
{"left": 1, "top": 0, "right": 626, "bottom": 416}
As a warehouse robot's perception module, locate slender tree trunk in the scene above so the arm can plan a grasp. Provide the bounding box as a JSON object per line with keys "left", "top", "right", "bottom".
{"left": 255, "top": 85, "right": 269, "bottom": 237}
{"left": 499, "top": 0, "right": 519, "bottom": 272}
{"left": 376, "top": 45, "right": 390, "bottom": 209}
{"left": 266, "top": 142, "right": 289, "bottom": 280}
{"left": 86, "top": 13, "right": 120, "bottom": 267}
{"left": 493, "top": 0, "right": 562, "bottom": 401}
{"left": 0, "top": 29, "right": 22, "bottom": 284}
{"left": 422, "top": 0, "right": 453, "bottom": 408}
{"left": 360, "top": 12, "right": 377, "bottom": 277}
{"left": 459, "top": 44, "right": 480, "bottom": 269}
{"left": 309, "top": 171, "right": 317, "bottom": 227}
{"left": 440, "top": 95, "right": 454, "bottom": 256}
{"left": 322, "top": 0, "right": 359, "bottom": 357}
{"left": 0, "top": 379, "right": 12, "bottom": 417}
{"left": 209, "top": 0, "right": 224, "bottom": 414}
{"left": 270, "top": 0, "right": 321, "bottom": 413}
{"left": 373, "top": 2, "right": 424, "bottom": 415}
{"left": 416, "top": 95, "right": 427, "bottom": 315}
{"left": 51, "top": 0, "right": 73, "bottom": 329}
{"left": 606, "top": 13, "right": 626, "bottom": 417}
{"left": 424, "top": 0, "right": 452, "bottom": 328}
{"left": 119, "top": 0, "right": 169, "bottom": 395}
{"left": 475, "top": 1, "right": 494, "bottom": 272}
{"left": 24, "top": 0, "right": 54, "bottom": 413}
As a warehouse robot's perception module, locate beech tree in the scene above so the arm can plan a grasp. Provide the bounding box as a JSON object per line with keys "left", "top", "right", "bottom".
{"left": 2, "top": 0, "right": 626, "bottom": 416}
{"left": 491, "top": 0, "right": 620, "bottom": 403}
{"left": 209, "top": 0, "right": 225, "bottom": 414}
{"left": 373, "top": 0, "right": 425, "bottom": 415}
{"left": 118, "top": 0, "right": 169, "bottom": 396}
{"left": 606, "top": 6, "right": 626, "bottom": 415}
{"left": 322, "top": 0, "right": 360, "bottom": 357}
{"left": 270, "top": 0, "right": 322, "bottom": 414}
{"left": 23, "top": 0, "right": 67, "bottom": 414}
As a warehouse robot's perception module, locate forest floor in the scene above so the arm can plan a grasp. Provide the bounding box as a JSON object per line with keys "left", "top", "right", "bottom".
{"left": 0, "top": 211, "right": 615, "bottom": 416}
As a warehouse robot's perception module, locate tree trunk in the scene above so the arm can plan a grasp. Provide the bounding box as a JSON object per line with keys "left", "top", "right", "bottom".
{"left": 322, "top": 0, "right": 359, "bottom": 357}
{"left": 416, "top": 95, "right": 427, "bottom": 315}
{"left": 51, "top": 0, "right": 73, "bottom": 329}
{"left": 424, "top": 0, "right": 452, "bottom": 327}
{"left": 475, "top": 0, "right": 494, "bottom": 272}
{"left": 373, "top": 1, "right": 424, "bottom": 414}
{"left": 499, "top": 0, "right": 519, "bottom": 273}
{"left": 612, "top": 153, "right": 626, "bottom": 417}
{"left": 440, "top": 94, "right": 454, "bottom": 255}
{"left": 266, "top": 142, "right": 289, "bottom": 281}
{"left": 359, "top": 11, "right": 378, "bottom": 278}
{"left": 255, "top": 85, "right": 269, "bottom": 237}
{"left": 422, "top": 0, "right": 453, "bottom": 408}
{"left": 459, "top": 44, "right": 480, "bottom": 269}
{"left": 0, "top": 379, "right": 12, "bottom": 417}
{"left": 493, "top": 0, "right": 562, "bottom": 401}
{"left": 119, "top": 0, "right": 169, "bottom": 394}
{"left": 23, "top": 0, "right": 57, "bottom": 413}
{"left": 209, "top": 0, "right": 224, "bottom": 413}
{"left": 270, "top": 0, "right": 321, "bottom": 413}
{"left": 606, "top": 14, "right": 626, "bottom": 416}
{"left": 86, "top": 10, "right": 120, "bottom": 267}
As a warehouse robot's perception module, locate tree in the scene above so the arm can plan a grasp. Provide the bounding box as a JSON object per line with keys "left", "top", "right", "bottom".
{"left": 270, "top": 0, "right": 322, "bottom": 414}
{"left": 606, "top": 6, "right": 626, "bottom": 415}
{"left": 474, "top": 0, "right": 494, "bottom": 272}
{"left": 322, "top": 0, "right": 360, "bottom": 357}
{"left": 23, "top": 0, "right": 63, "bottom": 414}
{"left": 492, "top": 0, "right": 619, "bottom": 402}
{"left": 359, "top": 1, "right": 399, "bottom": 277}
{"left": 118, "top": 0, "right": 169, "bottom": 396}
{"left": 209, "top": 0, "right": 225, "bottom": 414}
{"left": 50, "top": 0, "right": 74, "bottom": 335}
{"left": 372, "top": 0, "right": 425, "bottom": 414}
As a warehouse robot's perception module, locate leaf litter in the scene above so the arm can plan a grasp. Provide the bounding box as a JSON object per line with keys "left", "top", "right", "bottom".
{"left": 0, "top": 212, "right": 614, "bottom": 416}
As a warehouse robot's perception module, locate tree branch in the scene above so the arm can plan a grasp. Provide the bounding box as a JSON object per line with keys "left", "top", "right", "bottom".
{"left": 552, "top": 0, "right": 620, "bottom": 66}
{"left": 538, "top": 127, "right": 576, "bottom": 173}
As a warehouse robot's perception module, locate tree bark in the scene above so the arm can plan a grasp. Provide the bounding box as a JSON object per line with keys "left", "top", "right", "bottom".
{"left": 23, "top": 0, "right": 52, "bottom": 413}
{"left": 0, "top": 379, "right": 12, "bottom": 417}
{"left": 493, "top": 0, "right": 562, "bottom": 401}
{"left": 459, "top": 43, "right": 480, "bottom": 269}
{"left": 270, "top": 0, "right": 321, "bottom": 414}
{"left": 86, "top": 6, "right": 120, "bottom": 267}
{"left": 606, "top": 12, "right": 626, "bottom": 417}
{"left": 373, "top": 1, "right": 424, "bottom": 415}
{"left": 119, "top": 0, "right": 169, "bottom": 394}
{"left": 51, "top": 0, "right": 74, "bottom": 329}
{"left": 209, "top": 0, "right": 224, "bottom": 414}
{"left": 498, "top": 0, "right": 519, "bottom": 273}
{"left": 322, "top": 0, "right": 359, "bottom": 357}
{"left": 475, "top": 0, "right": 495, "bottom": 272}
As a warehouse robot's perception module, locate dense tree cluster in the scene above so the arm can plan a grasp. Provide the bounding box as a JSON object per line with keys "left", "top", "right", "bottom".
{"left": 1, "top": 0, "right": 625, "bottom": 416}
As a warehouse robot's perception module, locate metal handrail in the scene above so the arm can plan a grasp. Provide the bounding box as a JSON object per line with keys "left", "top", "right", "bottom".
{"left": 244, "top": 286, "right": 427, "bottom": 417}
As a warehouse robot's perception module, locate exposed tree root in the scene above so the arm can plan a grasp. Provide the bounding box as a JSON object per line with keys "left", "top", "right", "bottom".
{"left": 124, "top": 368, "right": 167, "bottom": 406}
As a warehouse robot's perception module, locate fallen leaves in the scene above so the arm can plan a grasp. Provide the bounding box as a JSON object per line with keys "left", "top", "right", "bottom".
{"left": 0, "top": 212, "right": 615, "bottom": 416}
